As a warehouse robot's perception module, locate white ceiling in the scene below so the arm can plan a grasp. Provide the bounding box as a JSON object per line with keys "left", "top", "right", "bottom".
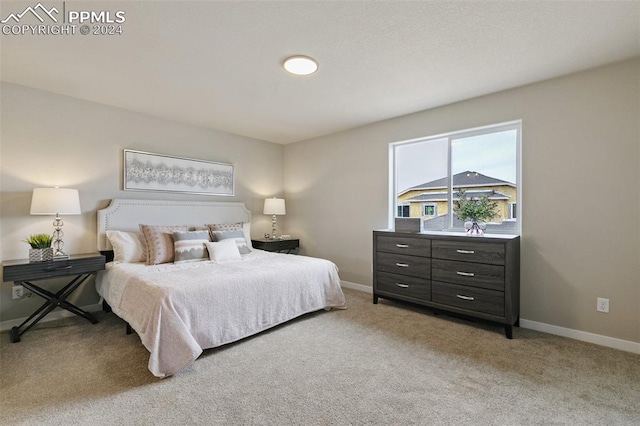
{"left": 1, "top": 1, "right": 639, "bottom": 144}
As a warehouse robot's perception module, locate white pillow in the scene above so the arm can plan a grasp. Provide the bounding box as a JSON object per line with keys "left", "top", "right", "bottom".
{"left": 205, "top": 239, "right": 241, "bottom": 262}
{"left": 106, "top": 230, "right": 147, "bottom": 263}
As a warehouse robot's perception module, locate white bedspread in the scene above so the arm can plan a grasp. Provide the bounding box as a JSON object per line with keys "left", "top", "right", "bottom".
{"left": 96, "top": 250, "right": 346, "bottom": 377}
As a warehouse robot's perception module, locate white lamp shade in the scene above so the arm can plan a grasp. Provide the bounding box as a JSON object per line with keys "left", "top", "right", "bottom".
{"left": 30, "top": 188, "right": 81, "bottom": 215}
{"left": 263, "top": 198, "right": 286, "bottom": 215}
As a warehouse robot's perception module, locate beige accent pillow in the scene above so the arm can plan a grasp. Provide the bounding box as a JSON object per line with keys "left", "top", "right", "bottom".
{"left": 140, "top": 224, "right": 188, "bottom": 265}
{"left": 106, "top": 230, "right": 147, "bottom": 263}
{"left": 206, "top": 222, "right": 243, "bottom": 232}
{"left": 187, "top": 226, "right": 209, "bottom": 232}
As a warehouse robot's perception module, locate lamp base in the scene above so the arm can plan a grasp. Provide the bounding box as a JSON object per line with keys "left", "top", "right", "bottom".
{"left": 53, "top": 250, "right": 69, "bottom": 260}
{"left": 270, "top": 214, "right": 278, "bottom": 240}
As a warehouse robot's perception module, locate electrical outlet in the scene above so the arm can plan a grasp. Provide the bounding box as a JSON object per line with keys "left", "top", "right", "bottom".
{"left": 12, "top": 286, "right": 24, "bottom": 299}
{"left": 597, "top": 297, "right": 609, "bottom": 313}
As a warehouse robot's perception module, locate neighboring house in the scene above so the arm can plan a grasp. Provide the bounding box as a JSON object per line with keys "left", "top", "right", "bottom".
{"left": 397, "top": 171, "right": 517, "bottom": 230}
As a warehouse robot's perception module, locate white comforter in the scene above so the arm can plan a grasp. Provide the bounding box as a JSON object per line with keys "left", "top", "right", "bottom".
{"left": 96, "top": 250, "right": 346, "bottom": 377}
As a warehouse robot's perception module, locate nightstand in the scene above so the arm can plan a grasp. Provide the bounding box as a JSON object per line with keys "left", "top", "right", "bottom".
{"left": 251, "top": 238, "right": 300, "bottom": 254}
{"left": 2, "top": 253, "right": 106, "bottom": 343}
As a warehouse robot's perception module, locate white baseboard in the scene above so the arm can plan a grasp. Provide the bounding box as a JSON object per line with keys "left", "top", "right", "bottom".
{"left": 340, "top": 280, "right": 373, "bottom": 293}
{"left": 519, "top": 319, "right": 640, "bottom": 354}
{"left": 0, "top": 303, "right": 103, "bottom": 333}
{"left": 342, "top": 280, "right": 640, "bottom": 355}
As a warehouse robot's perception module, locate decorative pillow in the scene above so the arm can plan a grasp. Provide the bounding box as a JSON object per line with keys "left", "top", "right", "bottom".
{"left": 207, "top": 222, "right": 243, "bottom": 232}
{"left": 206, "top": 222, "right": 252, "bottom": 252}
{"left": 205, "top": 240, "right": 241, "bottom": 262}
{"left": 209, "top": 230, "right": 250, "bottom": 254}
{"left": 140, "top": 224, "right": 188, "bottom": 265}
{"left": 106, "top": 230, "right": 147, "bottom": 263}
{"left": 173, "top": 231, "right": 210, "bottom": 264}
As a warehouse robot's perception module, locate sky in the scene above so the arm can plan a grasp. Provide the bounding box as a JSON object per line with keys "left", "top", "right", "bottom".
{"left": 395, "top": 129, "right": 517, "bottom": 193}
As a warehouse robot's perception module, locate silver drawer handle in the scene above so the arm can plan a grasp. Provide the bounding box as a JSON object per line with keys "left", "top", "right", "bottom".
{"left": 395, "top": 283, "right": 409, "bottom": 288}
{"left": 395, "top": 263, "right": 409, "bottom": 267}
{"left": 456, "top": 249, "right": 475, "bottom": 254}
{"left": 396, "top": 244, "right": 410, "bottom": 248}
{"left": 456, "top": 271, "right": 475, "bottom": 277}
{"left": 456, "top": 294, "right": 475, "bottom": 301}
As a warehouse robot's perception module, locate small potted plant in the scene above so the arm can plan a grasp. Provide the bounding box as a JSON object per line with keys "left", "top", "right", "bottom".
{"left": 453, "top": 190, "right": 498, "bottom": 236}
{"left": 24, "top": 233, "right": 54, "bottom": 262}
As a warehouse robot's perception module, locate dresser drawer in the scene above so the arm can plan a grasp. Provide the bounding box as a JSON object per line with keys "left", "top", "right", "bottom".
{"left": 376, "top": 235, "right": 431, "bottom": 257}
{"left": 376, "top": 252, "right": 430, "bottom": 278}
{"left": 432, "top": 282, "right": 504, "bottom": 317}
{"left": 432, "top": 259, "right": 505, "bottom": 291}
{"left": 376, "top": 272, "right": 431, "bottom": 301}
{"left": 432, "top": 240, "right": 505, "bottom": 265}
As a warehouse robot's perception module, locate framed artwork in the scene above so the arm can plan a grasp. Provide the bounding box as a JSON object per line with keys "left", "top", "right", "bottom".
{"left": 123, "top": 149, "right": 234, "bottom": 196}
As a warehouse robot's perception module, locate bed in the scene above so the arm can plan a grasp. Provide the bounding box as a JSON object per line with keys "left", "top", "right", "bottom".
{"left": 95, "top": 198, "right": 346, "bottom": 378}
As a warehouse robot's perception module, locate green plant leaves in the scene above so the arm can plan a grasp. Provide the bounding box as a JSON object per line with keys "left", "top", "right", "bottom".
{"left": 23, "top": 233, "right": 53, "bottom": 249}
{"left": 453, "top": 190, "right": 499, "bottom": 222}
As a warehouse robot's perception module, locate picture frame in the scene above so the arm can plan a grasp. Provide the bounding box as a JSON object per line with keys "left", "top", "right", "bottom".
{"left": 123, "top": 149, "right": 234, "bottom": 196}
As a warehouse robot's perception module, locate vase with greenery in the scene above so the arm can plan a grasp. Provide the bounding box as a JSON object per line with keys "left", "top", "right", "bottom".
{"left": 24, "top": 233, "right": 54, "bottom": 262}
{"left": 452, "top": 190, "right": 498, "bottom": 236}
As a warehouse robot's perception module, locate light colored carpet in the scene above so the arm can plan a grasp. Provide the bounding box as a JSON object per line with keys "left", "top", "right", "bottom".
{"left": 0, "top": 288, "right": 638, "bottom": 425}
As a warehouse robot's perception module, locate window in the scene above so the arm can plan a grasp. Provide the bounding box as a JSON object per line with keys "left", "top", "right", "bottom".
{"left": 423, "top": 203, "right": 437, "bottom": 217}
{"left": 391, "top": 121, "right": 521, "bottom": 233}
{"left": 508, "top": 202, "right": 517, "bottom": 220}
{"left": 397, "top": 204, "right": 410, "bottom": 217}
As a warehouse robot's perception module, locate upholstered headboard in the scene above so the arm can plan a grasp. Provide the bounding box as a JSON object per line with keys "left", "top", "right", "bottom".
{"left": 97, "top": 198, "right": 252, "bottom": 252}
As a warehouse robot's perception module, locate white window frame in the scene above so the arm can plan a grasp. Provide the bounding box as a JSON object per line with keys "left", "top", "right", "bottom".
{"left": 507, "top": 202, "right": 517, "bottom": 220}
{"left": 389, "top": 120, "right": 522, "bottom": 234}
{"left": 397, "top": 203, "right": 410, "bottom": 218}
{"left": 422, "top": 203, "right": 437, "bottom": 217}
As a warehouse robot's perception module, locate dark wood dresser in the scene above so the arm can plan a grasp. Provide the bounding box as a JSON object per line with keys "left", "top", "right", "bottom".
{"left": 373, "top": 230, "right": 520, "bottom": 338}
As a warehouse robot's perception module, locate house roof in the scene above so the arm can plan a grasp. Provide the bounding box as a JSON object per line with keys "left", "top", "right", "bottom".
{"left": 402, "top": 171, "right": 515, "bottom": 195}
{"left": 405, "top": 189, "right": 511, "bottom": 203}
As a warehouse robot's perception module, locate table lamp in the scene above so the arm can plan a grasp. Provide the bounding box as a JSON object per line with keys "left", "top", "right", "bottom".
{"left": 263, "top": 197, "right": 286, "bottom": 239}
{"left": 30, "top": 187, "right": 81, "bottom": 259}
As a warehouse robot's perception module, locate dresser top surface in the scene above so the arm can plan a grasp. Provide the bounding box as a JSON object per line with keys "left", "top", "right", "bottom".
{"left": 374, "top": 229, "right": 520, "bottom": 241}
{"left": 3, "top": 253, "right": 105, "bottom": 267}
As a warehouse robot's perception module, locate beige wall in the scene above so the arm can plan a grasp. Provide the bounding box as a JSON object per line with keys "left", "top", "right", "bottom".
{"left": 284, "top": 58, "right": 640, "bottom": 343}
{"left": 0, "top": 83, "right": 285, "bottom": 322}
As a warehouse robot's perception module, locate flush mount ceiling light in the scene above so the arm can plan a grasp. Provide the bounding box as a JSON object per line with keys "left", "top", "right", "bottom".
{"left": 282, "top": 55, "right": 318, "bottom": 75}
